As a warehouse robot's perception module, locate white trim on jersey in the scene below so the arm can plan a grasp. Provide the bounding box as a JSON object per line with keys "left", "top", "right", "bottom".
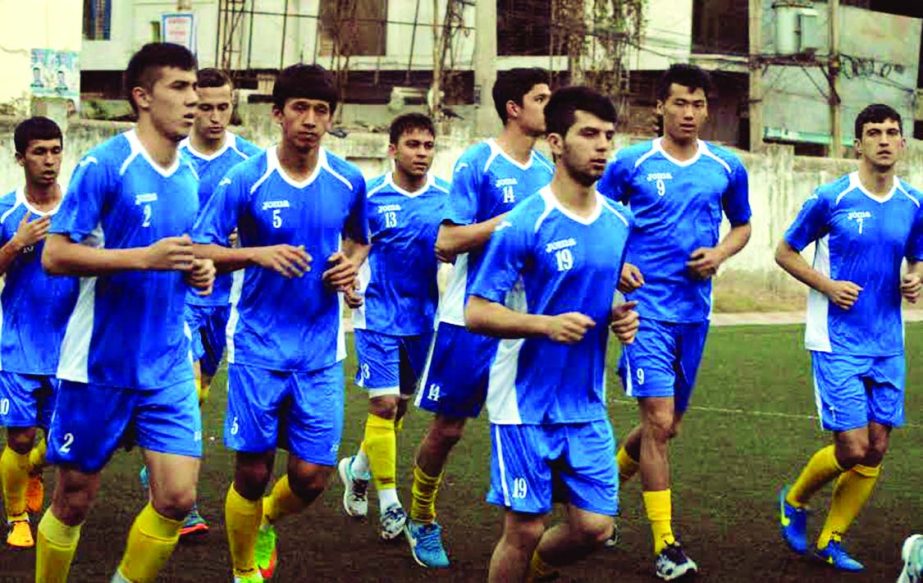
{"left": 351, "top": 259, "right": 371, "bottom": 330}
{"left": 805, "top": 234, "right": 832, "bottom": 352}
{"left": 599, "top": 195, "right": 630, "bottom": 227}
{"left": 385, "top": 172, "right": 434, "bottom": 198}
{"left": 57, "top": 222, "right": 105, "bottom": 382}
{"left": 0, "top": 199, "right": 22, "bottom": 225}
{"left": 623, "top": 351, "right": 634, "bottom": 397}
{"left": 180, "top": 131, "right": 234, "bottom": 162}
{"left": 812, "top": 370, "right": 825, "bottom": 430}
{"left": 494, "top": 425, "right": 512, "bottom": 507}
{"left": 632, "top": 141, "right": 660, "bottom": 169}
{"left": 653, "top": 137, "right": 703, "bottom": 168}
{"left": 226, "top": 266, "right": 245, "bottom": 363}
{"left": 437, "top": 252, "right": 468, "bottom": 326}
{"left": 366, "top": 179, "right": 390, "bottom": 198}
{"left": 486, "top": 336, "right": 525, "bottom": 424}
{"left": 846, "top": 172, "right": 897, "bottom": 205}
{"left": 265, "top": 145, "right": 325, "bottom": 189}
{"left": 336, "top": 287, "right": 347, "bottom": 362}
{"left": 700, "top": 142, "right": 732, "bottom": 174}
{"left": 896, "top": 181, "right": 920, "bottom": 207}
{"left": 323, "top": 153, "right": 355, "bottom": 192}
{"left": 124, "top": 130, "right": 181, "bottom": 177}
{"left": 532, "top": 194, "right": 555, "bottom": 233}
{"left": 537, "top": 187, "right": 604, "bottom": 226}
{"left": 485, "top": 138, "right": 537, "bottom": 172}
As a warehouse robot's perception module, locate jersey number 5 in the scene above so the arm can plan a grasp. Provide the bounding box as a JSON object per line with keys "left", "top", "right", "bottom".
{"left": 272, "top": 209, "right": 283, "bottom": 229}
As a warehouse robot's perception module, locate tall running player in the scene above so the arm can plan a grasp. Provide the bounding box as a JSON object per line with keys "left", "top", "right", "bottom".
{"left": 38, "top": 43, "right": 215, "bottom": 583}
{"left": 0, "top": 117, "right": 77, "bottom": 549}
{"left": 776, "top": 104, "right": 923, "bottom": 572}
{"left": 192, "top": 64, "right": 368, "bottom": 583}
{"left": 406, "top": 67, "right": 553, "bottom": 568}
{"left": 466, "top": 86, "right": 639, "bottom": 583}
{"left": 597, "top": 63, "right": 752, "bottom": 580}
{"left": 339, "top": 113, "right": 448, "bottom": 540}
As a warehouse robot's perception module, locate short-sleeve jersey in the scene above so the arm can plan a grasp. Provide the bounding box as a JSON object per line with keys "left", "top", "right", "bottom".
{"left": 180, "top": 132, "right": 262, "bottom": 307}
{"left": 50, "top": 130, "right": 199, "bottom": 389}
{"left": 469, "top": 187, "right": 633, "bottom": 425}
{"left": 352, "top": 173, "right": 449, "bottom": 336}
{"left": 784, "top": 172, "right": 923, "bottom": 356}
{"left": 192, "top": 146, "right": 369, "bottom": 372}
{"left": 439, "top": 139, "right": 554, "bottom": 326}
{"left": 0, "top": 189, "right": 78, "bottom": 375}
{"left": 598, "top": 138, "right": 751, "bottom": 323}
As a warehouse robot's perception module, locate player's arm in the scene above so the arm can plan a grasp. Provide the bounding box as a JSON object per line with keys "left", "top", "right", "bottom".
{"left": 0, "top": 212, "right": 50, "bottom": 275}
{"left": 43, "top": 233, "right": 196, "bottom": 276}
{"left": 435, "top": 215, "right": 508, "bottom": 263}
{"left": 435, "top": 154, "right": 498, "bottom": 263}
{"left": 466, "top": 295, "right": 595, "bottom": 343}
{"left": 323, "top": 177, "right": 370, "bottom": 300}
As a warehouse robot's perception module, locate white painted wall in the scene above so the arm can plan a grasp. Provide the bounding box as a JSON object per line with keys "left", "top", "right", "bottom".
{"left": 628, "top": 0, "right": 693, "bottom": 70}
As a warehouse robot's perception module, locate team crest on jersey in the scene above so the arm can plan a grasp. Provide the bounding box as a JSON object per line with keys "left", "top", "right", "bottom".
{"left": 847, "top": 210, "right": 872, "bottom": 234}
{"left": 646, "top": 172, "right": 672, "bottom": 197}
{"left": 496, "top": 178, "right": 518, "bottom": 203}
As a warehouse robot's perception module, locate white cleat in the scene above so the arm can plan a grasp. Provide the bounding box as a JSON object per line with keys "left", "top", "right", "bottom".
{"left": 380, "top": 504, "right": 408, "bottom": 541}
{"left": 338, "top": 456, "right": 369, "bottom": 518}
{"left": 899, "top": 534, "right": 923, "bottom": 583}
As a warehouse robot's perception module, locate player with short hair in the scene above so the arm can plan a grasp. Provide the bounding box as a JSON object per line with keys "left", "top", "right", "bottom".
{"left": 776, "top": 104, "right": 923, "bottom": 572}
{"left": 192, "top": 64, "right": 368, "bottom": 583}
{"left": 37, "top": 43, "right": 215, "bottom": 582}
{"left": 597, "top": 63, "right": 752, "bottom": 580}
{"left": 405, "top": 67, "right": 554, "bottom": 568}
{"left": 338, "top": 113, "right": 448, "bottom": 540}
{"left": 0, "top": 117, "right": 77, "bottom": 549}
{"left": 466, "top": 85, "right": 639, "bottom": 583}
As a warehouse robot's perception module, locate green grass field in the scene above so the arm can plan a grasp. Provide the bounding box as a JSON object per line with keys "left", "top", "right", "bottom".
{"left": 1, "top": 323, "right": 921, "bottom": 582}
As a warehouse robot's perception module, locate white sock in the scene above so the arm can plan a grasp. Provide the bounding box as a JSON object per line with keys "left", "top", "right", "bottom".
{"left": 378, "top": 488, "right": 400, "bottom": 512}
{"left": 351, "top": 450, "right": 371, "bottom": 478}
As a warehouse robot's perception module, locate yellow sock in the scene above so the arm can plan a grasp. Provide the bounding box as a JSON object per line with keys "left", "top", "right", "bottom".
{"left": 787, "top": 445, "right": 844, "bottom": 507}
{"left": 817, "top": 463, "right": 880, "bottom": 549}
{"left": 526, "top": 550, "right": 556, "bottom": 582}
{"left": 226, "top": 485, "right": 263, "bottom": 577}
{"left": 36, "top": 510, "right": 82, "bottom": 583}
{"left": 616, "top": 446, "right": 640, "bottom": 484}
{"left": 263, "top": 475, "right": 307, "bottom": 525}
{"left": 643, "top": 489, "right": 675, "bottom": 555}
{"left": 30, "top": 436, "right": 47, "bottom": 471}
{"left": 117, "top": 502, "right": 183, "bottom": 583}
{"left": 196, "top": 372, "right": 210, "bottom": 407}
{"left": 364, "top": 413, "right": 397, "bottom": 491}
{"left": 409, "top": 464, "right": 442, "bottom": 524}
{"left": 1, "top": 446, "right": 31, "bottom": 520}
{"left": 395, "top": 415, "right": 405, "bottom": 433}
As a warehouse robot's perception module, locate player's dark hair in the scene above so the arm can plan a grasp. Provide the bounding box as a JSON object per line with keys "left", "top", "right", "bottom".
{"left": 854, "top": 103, "right": 902, "bottom": 139}
{"left": 657, "top": 63, "right": 712, "bottom": 102}
{"left": 124, "top": 43, "right": 198, "bottom": 114}
{"left": 545, "top": 86, "right": 617, "bottom": 137}
{"left": 198, "top": 67, "right": 232, "bottom": 89}
{"left": 389, "top": 113, "right": 435, "bottom": 144}
{"left": 272, "top": 64, "right": 338, "bottom": 112}
{"left": 492, "top": 67, "right": 549, "bottom": 125}
{"left": 14, "top": 116, "right": 62, "bottom": 154}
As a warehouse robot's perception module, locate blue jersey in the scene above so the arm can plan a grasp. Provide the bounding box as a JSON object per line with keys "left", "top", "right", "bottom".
{"left": 598, "top": 138, "right": 751, "bottom": 323}
{"left": 784, "top": 172, "right": 923, "bottom": 356}
{"left": 469, "top": 187, "right": 633, "bottom": 425}
{"left": 180, "top": 132, "right": 262, "bottom": 307}
{"left": 0, "top": 189, "right": 78, "bottom": 375}
{"left": 192, "top": 146, "right": 368, "bottom": 372}
{"left": 50, "top": 130, "right": 199, "bottom": 389}
{"left": 440, "top": 139, "right": 553, "bottom": 326}
{"left": 352, "top": 173, "right": 449, "bottom": 335}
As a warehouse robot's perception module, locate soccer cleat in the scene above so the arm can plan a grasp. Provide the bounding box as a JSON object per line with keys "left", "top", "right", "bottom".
{"left": 139, "top": 465, "right": 150, "bottom": 491}
{"left": 654, "top": 542, "right": 698, "bottom": 581}
{"left": 6, "top": 519, "right": 33, "bottom": 548}
{"left": 604, "top": 520, "right": 621, "bottom": 548}
{"left": 405, "top": 519, "right": 450, "bottom": 568}
{"left": 179, "top": 505, "right": 209, "bottom": 539}
{"left": 898, "top": 534, "right": 923, "bottom": 583}
{"left": 25, "top": 475, "right": 44, "bottom": 514}
{"left": 379, "top": 504, "right": 408, "bottom": 541}
{"left": 815, "top": 539, "right": 864, "bottom": 572}
{"left": 233, "top": 572, "right": 264, "bottom": 583}
{"left": 255, "top": 523, "right": 278, "bottom": 580}
{"left": 778, "top": 484, "right": 808, "bottom": 554}
{"left": 337, "top": 456, "right": 369, "bottom": 518}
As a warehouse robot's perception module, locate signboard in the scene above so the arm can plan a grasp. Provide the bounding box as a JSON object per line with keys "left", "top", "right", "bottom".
{"left": 30, "top": 49, "right": 80, "bottom": 109}
{"left": 162, "top": 12, "right": 196, "bottom": 53}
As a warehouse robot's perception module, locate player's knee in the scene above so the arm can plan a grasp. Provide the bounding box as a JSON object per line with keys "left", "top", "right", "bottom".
{"left": 503, "top": 515, "right": 545, "bottom": 547}
{"left": 572, "top": 515, "right": 615, "bottom": 547}
{"left": 864, "top": 437, "right": 889, "bottom": 466}
{"left": 234, "top": 459, "right": 273, "bottom": 499}
{"left": 152, "top": 488, "right": 197, "bottom": 520}
{"left": 288, "top": 466, "right": 332, "bottom": 502}
{"left": 6, "top": 427, "right": 36, "bottom": 454}
{"left": 432, "top": 417, "right": 466, "bottom": 448}
{"left": 836, "top": 437, "right": 870, "bottom": 468}
{"left": 369, "top": 396, "right": 399, "bottom": 420}
{"left": 642, "top": 411, "right": 676, "bottom": 443}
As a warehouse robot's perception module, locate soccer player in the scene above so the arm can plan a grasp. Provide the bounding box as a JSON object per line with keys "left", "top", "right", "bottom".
{"left": 37, "top": 43, "right": 215, "bottom": 583}
{"left": 776, "top": 104, "right": 923, "bottom": 572}
{"left": 406, "top": 67, "right": 553, "bottom": 568}
{"left": 465, "top": 85, "right": 639, "bottom": 583}
{"left": 0, "top": 117, "right": 77, "bottom": 549}
{"left": 597, "top": 63, "right": 752, "bottom": 579}
{"left": 338, "top": 113, "right": 448, "bottom": 539}
{"left": 191, "top": 64, "right": 368, "bottom": 583}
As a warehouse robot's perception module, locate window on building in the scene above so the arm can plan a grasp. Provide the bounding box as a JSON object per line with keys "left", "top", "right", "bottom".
{"left": 498, "top": 0, "right": 552, "bottom": 56}
{"left": 692, "top": 0, "right": 748, "bottom": 54}
{"left": 83, "top": 0, "right": 112, "bottom": 41}
{"left": 318, "top": 0, "right": 387, "bottom": 57}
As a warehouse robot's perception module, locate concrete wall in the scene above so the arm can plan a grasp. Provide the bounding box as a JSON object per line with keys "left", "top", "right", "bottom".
{"left": 629, "top": 0, "right": 693, "bottom": 71}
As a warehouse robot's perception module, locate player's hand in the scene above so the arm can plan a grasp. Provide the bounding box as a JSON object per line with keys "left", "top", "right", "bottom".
{"left": 251, "top": 244, "right": 312, "bottom": 278}
{"left": 901, "top": 273, "right": 922, "bottom": 303}
{"left": 618, "top": 263, "right": 645, "bottom": 293}
{"left": 686, "top": 247, "right": 725, "bottom": 279}
{"left": 10, "top": 212, "right": 51, "bottom": 251}
{"left": 610, "top": 301, "right": 639, "bottom": 345}
{"left": 342, "top": 282, "right": 363, "bottom": 309}
{"left": 824, "top": 280, "right": 862, "bottom": 310}
{"left": 544, "top": 312, "right": 595, "bottom": 344}
{"left": 186, "top": 258, "right": 216, "bottom": 296}
{"left": 322, "top": 252, "right": 358, "bottom": 290}
{"left": 145, "top": 235, "right": 196, "bottom": 271}
{"left": 434, "top": 243, "right": 455, "bottom": 264}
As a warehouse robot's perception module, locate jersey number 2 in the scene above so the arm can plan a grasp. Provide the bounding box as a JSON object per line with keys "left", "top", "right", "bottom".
{"left": 142, "top": 204, "right": 152, "bottom": 228}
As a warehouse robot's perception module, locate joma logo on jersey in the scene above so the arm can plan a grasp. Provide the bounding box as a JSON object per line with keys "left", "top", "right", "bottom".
{"left": 545, "top": 238, "right": 577, "bottom": 253}
{"left": 134, "top": 193, "right": 158, "bottom": 205}
{"left": 547, "top": 238, "right": 577, "bottom": 272}
{"left": 378, "top": 204, "right": 402, "bottom": 214}
{"left": 262, "top": 200, "right": 291, "bottom": 211}
{"left": 848, "top": 210, "right": 872, "bottom": 234}
{"left": 646, "top": 172, "right": 672, "bottom": 197}
{"left": 496, "top": 178, "right": 518, "bottom": 203}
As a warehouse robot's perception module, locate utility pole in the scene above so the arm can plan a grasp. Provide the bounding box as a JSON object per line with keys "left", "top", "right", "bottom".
{"left": 748, "top": 0, "right": 764, "bottom": 152}
{"left": 828, "top": 0, "right": 842, "bottom": 158}
{"left": 474, "top": 0, "right": 498, "bottom": 136}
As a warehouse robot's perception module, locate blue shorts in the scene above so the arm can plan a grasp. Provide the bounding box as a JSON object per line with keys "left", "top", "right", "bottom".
{"left": 354, "top": 329, "right": 432, "bottom": 399}
{"left": 46, "top": 380, "right": 202, "bottom": 473}
{"left": 414, "top": 322, "right": 497, "bottom": 419}
{"left": 811, "top": 351, "right": 905, "bottom": 431}
{"left": 225, "top": 362, "right": 344, "bottom": 466}
{"left": 618, "top": 319, "right": 709, "bottom": 413}
{"left": 185, "top": 304, "right": 230, "bottom": 377}
{"left": 0, "top": 372, "right": 57, "bottom": 429}
{"left": 487, "top": 420, "right": 618, "bottom": 516}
